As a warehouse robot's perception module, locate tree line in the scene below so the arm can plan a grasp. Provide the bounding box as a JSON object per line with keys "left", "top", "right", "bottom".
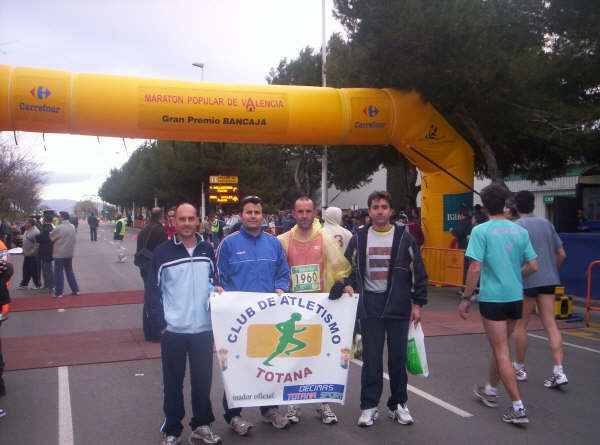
{"left": 100, "top": 0, "right": 599, "bottom": 211}
{"left": 0, "top": 137, "right": 45, "bottom": 216}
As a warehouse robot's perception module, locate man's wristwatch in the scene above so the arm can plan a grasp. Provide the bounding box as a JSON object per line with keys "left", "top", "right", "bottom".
{"left": 461, "top": 294, "right": 476, "bottom": 303}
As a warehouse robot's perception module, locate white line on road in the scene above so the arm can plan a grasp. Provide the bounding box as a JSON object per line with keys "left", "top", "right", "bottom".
{"left": 351, "top": 359, "right": 473, "bottom": 418}
{"left": 528, "top": 333, "right": 600, "bottom": 354}
{"left": 58, "top": 366, "right": 74, "bottom": 445}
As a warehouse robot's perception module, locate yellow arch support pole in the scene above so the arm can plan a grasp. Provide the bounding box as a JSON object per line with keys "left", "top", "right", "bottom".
{"left": 0, "top": 65, "right": 473, "bottom": 248}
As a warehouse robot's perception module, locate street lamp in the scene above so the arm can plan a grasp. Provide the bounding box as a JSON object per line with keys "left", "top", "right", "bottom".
{"left": 192, "top": 61, "right": 206, "bottom": 220}
{"left": 192, "top": 62, "right": 205, "bottom": 81}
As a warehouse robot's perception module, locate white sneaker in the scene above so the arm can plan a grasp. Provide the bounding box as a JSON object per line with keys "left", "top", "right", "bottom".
{"left": 262, "top": 407, "right": 288, "bottom": 429}
{"left": 317, "top": 403, "right": 338, "bottom": 424}
{"left": 389, "top": 403, "right": 414, "bottom": 425}
{"left": 357, "top": 407, "right": 379, "bottom": 427}
{"left": 160, "top": 435, "right": 180, "bottom": 445}
{"left": 285, "top": 405, "right": 300, "bottom": 423}
{"left": 189, "top": 425, "right": 222, "bottom": 444}
{"left": 544, "top": 372, "right": 568, "bottom": 388}
{"left": 515, "top": 367, "right": 528, "bottom": 382}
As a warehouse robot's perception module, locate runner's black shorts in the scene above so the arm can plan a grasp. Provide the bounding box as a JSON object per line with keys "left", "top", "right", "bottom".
{"left": 479, "top": 300, "right": 523, "bottom": 321}
{"left": 524, "top": 285, "right": 556, "bottom": 298}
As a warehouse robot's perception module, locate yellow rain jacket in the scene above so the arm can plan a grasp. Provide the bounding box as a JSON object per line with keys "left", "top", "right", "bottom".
{"left": 278, "top": 220, "right": 351, "bottom": 293}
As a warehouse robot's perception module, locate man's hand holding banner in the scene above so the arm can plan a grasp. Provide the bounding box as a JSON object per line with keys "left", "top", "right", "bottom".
{"left": 211, "top": 291, "right": 358, "bottom": 408}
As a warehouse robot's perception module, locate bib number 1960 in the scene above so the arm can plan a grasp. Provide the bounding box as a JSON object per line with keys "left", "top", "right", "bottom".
{"left": 291, "top": 264, "right": 320, "bottom": 292}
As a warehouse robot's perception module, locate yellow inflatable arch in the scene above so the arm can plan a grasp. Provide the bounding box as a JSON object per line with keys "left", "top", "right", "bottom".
{"left": 0, "top": 65, "right": 473, "bottom": 248}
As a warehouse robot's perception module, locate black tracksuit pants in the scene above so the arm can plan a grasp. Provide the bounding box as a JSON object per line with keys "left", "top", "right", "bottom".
{"left": 20, "top": 256, "right": 40, "bottom": 287}
{"left": 160, "top": 331, "right": 215, "bottom": 437}
{"left": 360, "top": 290, "right": 410, "bottom": 410}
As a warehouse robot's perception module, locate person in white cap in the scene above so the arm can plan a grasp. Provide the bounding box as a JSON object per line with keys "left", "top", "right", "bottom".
{"left": 323, "top": 206, "right": 353, "bottom": 252}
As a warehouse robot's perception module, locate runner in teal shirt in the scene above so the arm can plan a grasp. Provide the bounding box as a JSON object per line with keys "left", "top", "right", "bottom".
{"left": 465, "top": 219, "right": 537, "bottom": 303}
{"left": 458, "top": 184, "right": 538, "bottom": 426}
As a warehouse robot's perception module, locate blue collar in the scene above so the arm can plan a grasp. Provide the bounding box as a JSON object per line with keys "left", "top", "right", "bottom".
{"left": 173, "top": 232, "right": 203, "bottom": 246}
{"left": 240, "top": 225, "right": 263, "bottom": 239}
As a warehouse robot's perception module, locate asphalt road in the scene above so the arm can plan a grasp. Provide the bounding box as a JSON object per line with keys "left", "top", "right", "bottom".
{"left": 1, "top": 221, "right": 599, "bottom": 445}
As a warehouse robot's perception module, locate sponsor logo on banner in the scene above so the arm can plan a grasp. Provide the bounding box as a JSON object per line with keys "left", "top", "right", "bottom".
{"left": 443, "top": 192, "right": 473, "bottom": 232}
{"left": 138, "top": 87, "right": 288, "bottom": 134}
{"left": 416, "top": 121, "right": 453, "bottom": 145}
{"left": 363, "top": 105, "right": 379, "bottom": 117}
{"left": 351, "top": 98, "right": 388, "bottom": 133}
{"left": 211, "top": 292, "right": 358, "bottom": 407}
{"left": 30, "top": 86, "right": 51, "bottom": 100}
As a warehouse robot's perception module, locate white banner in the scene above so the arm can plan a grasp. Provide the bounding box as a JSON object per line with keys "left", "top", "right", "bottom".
{"left": 211, "top": 291, "right": 358, "bottom": 408}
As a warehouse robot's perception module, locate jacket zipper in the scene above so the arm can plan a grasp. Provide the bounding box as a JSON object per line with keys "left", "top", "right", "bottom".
{"left": 382, "top": 226, "right": 406, "bottom": 318}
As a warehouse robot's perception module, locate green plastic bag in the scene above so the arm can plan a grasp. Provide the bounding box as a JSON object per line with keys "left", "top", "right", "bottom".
{"left": 407, "top": 322, "right": 429, "bottom": 377}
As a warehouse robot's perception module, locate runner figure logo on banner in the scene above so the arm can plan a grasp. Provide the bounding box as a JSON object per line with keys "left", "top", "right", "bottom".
{"left": 211, "top": 291, "right": 358, "bottom": 408}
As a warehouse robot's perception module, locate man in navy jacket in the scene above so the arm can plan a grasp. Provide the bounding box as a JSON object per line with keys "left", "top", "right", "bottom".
{"left": 147, "top": 203, "right": 221, "bottom": 445}
{"left": 345, "top": 191, "right": 428, "bottom": 428}
{"left": 216, "top": 195, "right": 291, "bottom": 436}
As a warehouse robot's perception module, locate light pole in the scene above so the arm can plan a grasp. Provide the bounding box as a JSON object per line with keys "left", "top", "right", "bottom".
{"left": 321, "top": 0, "right": 328, "bottom": 211}
{"left": 192, "top": 62, "right": 206, "bottom": 220}
{"left": 192, "top": 62, "right": 205, "bottom": 81}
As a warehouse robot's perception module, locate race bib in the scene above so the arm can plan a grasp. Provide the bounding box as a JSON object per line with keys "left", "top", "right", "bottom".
{"left": 291, "top": 264, "right": 320, "bottom": 292}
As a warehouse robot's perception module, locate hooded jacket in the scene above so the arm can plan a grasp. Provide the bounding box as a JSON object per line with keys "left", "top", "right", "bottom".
{"left": 344, "top": 222, "right": 428, "bottom": 320}
{"left": 323, "top": 207, "right": 353, "bottom": 252}
{"left": 278, "top": 220, "right": 351, "bottom": 293}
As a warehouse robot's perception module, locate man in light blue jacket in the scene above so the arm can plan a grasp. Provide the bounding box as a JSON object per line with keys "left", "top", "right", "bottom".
{"left": 147, "top": 203, "right": 221, "bottom": 445}
{"left": 216, "top": 195, "right": 291, "bottom": 436}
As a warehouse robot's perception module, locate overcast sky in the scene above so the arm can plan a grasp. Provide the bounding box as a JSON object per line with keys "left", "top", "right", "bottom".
{"left": 0, "top": 0, "right": 345, "bottom": 201}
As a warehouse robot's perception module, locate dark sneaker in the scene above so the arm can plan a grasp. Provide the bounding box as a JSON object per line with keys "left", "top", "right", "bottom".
{"left": 473, "top": 384, "right": 499, "bottom": 408}
{"left": 262, "top": 407, "right": 288, "bottom": 429}
{"left": 502, "top": 407, "right": 529, "bottom": 424}
{"left": 189, "top": 425, "right": 222, "bottom": 444}
{"left": 544, "top": 372, "right": 568, "bottom": 389}
{"left": 316, "top": 403, "right": 338, "bottom": 424}
{"left": 229, "top": 416, "right": 253, "bottom": 436}
{"left": 515, "top": 367, "right": 528, "bottom": 382}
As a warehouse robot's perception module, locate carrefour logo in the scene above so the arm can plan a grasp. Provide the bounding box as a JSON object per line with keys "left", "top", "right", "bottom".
{"left": 363, "top": 105, "right": 379, "bottom": 118}
{"left": 30, "top": 86, "right": 51, "bottom": 100}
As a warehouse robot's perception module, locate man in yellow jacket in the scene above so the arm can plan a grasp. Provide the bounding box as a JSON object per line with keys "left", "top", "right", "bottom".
{"left": 278, "top": 196, "right": 353, "bottom": 425}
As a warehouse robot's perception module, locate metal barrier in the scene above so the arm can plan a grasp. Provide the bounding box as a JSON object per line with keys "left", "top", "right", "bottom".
{"left": 421, "top": 247, "right": 465, "bottom": 288}
{"left": 586, "top": 260, "right": 600, "bottom": 327}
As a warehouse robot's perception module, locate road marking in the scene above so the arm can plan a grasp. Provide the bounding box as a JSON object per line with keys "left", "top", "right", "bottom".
{"left": 580, "top": 326, "right": 600, "bottom": 334}
{"left": 58, "top": 366, "right": 74, "bottom": 445}
{"left": 351, "top": 359, "right": 473, "bottom": 418}
{"left": 559, "top": 330, "right": 600, "bottom": 342}
{"left": 528, "top": 333, "right": 600, "bottom": 354}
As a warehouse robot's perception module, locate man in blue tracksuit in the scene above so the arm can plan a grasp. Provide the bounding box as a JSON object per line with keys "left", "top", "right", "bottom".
{"left": 216, "top": 195, "right": 291, "bottom": 436}
{"left": 147, "top": 203, "right": 221, "bottom": 445}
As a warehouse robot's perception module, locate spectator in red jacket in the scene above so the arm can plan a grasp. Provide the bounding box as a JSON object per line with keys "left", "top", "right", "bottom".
{"left": 165, "top": 207, "right": 176, "bottom": 240}
{"left": 399, "top": 212, "right": 424, "bottom": 246}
